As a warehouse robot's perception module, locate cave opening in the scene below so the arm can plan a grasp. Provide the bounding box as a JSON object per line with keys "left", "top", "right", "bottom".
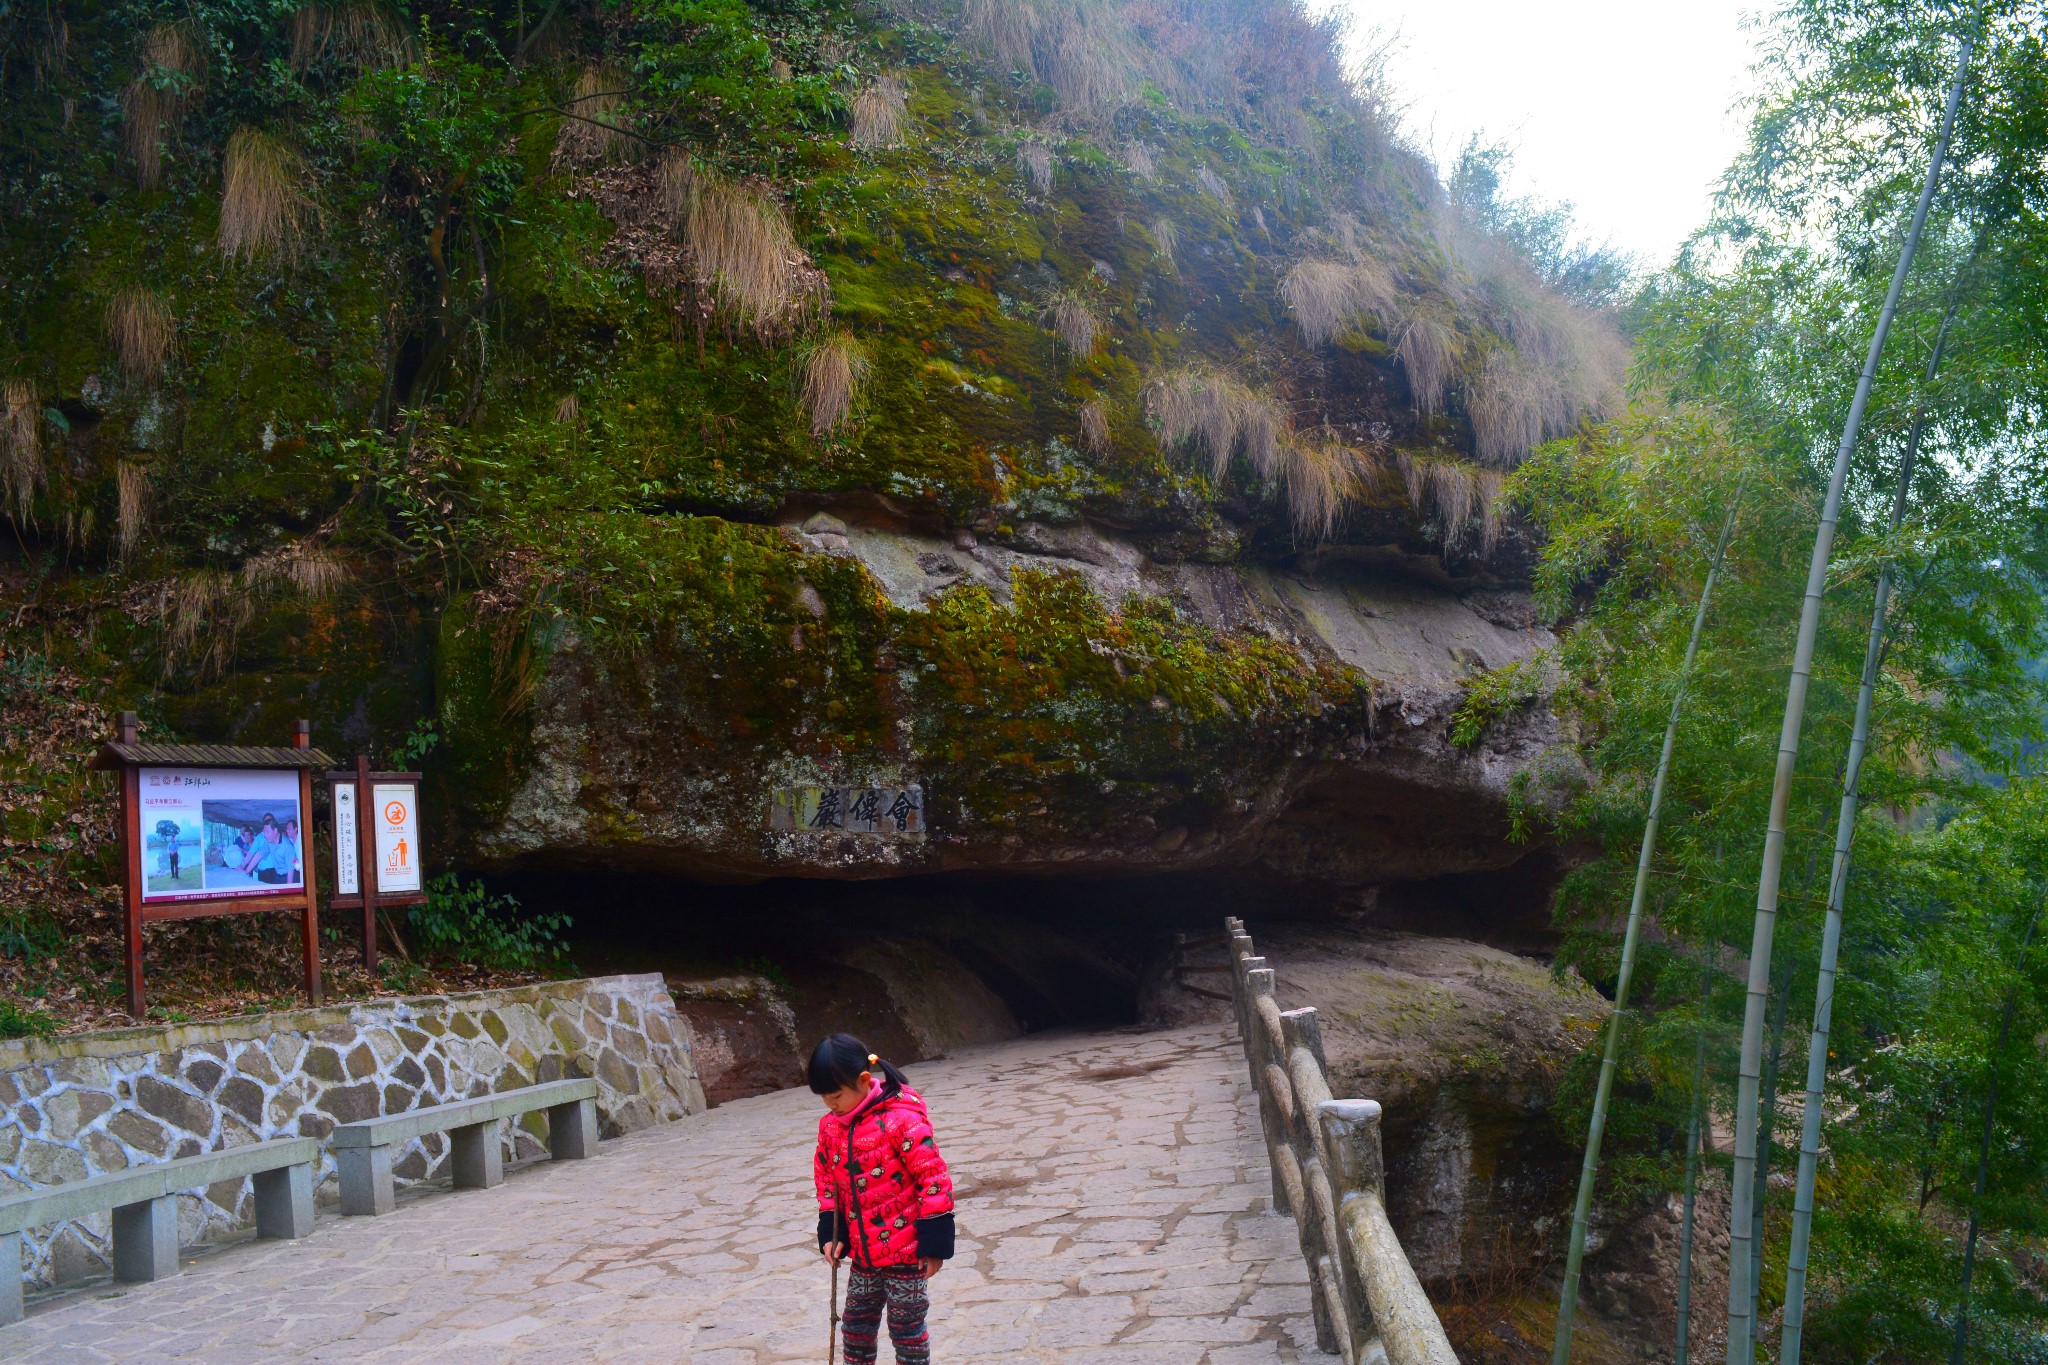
{"left": 490, "top": 851, "right": 1565, "bottom": 1100}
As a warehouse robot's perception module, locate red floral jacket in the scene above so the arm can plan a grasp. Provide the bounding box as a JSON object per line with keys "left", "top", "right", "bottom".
{"left": 814, "top": 1080, "right": 955, "bottom": 1268}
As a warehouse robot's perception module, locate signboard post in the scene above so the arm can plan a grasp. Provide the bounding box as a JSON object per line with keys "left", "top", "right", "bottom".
{"left": 325, "top": 756, "right": 425, "bottom": 976}
{"left": 93, "top": 713, "right": 333, "bottom": 1020}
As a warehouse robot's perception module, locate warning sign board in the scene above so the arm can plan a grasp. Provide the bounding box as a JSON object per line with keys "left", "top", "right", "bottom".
{"left": 372, "top": 782, "right": 422, "bottom": 895}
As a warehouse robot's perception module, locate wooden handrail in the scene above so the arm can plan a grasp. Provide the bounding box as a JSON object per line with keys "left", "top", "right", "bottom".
{"left": 1222, "top": 916, "right": 1461, "bottom": 1365}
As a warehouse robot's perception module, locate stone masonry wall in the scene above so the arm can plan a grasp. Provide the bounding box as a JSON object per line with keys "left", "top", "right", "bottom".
{"left": 0, "top": 973, "right": 706, "bottom": 1291}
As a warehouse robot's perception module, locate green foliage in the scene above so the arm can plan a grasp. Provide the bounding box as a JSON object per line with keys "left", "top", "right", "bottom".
{"left": 901, "top": 567, "right": 1353, "bottom": 830}
{"left": 0, "top": 998, "right": 58, "bottom": 1041}
{"left": 1523, "top": 3, "right": 2048, "bottom": 1347}
{"left": 0, "top": 912, "right": 61, "bottom": 964}
{"left": 407, "top": 874, "right": 571, "bottom": 974}
{"left": 393, "top": 718, "right": 440, "bottom": 767}
{"left": 1449, "top": 654, "right": 1545, "bottom": 748}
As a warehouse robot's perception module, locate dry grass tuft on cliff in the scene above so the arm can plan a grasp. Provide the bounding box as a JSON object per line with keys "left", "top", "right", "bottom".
{"left": 677, "top": 165, "right": 826, "bottom": 340}
{"left": 1281, "top": 258, "right": 1396, "bottom": 348}
{"left": 849, "top": 74, "right": 909, "bottom": 149}
{"left": 1449, "top": 236, "right": 1624, "bottom": 465}
{"left": 288, "top": 1, "right": 412, "bottom": 72}
{"left": 1149, "top": 216, "right": 1178, "bottom": 272}
{"left": 967, "top": 0, "right": 1135, "bottom": 111}
{"left": 961, "top": 0, "right": 1358, "bottom": 134}
{"left": 115, "top": 461, "right": 150, "bottom": 559}
{"left": 218, "top": 127, "right": 314, "bottom": 261}
{"left": 1273, "top": 437, "right": 1368, "bottom": 544}
{"left": 1196, "top": 164, "right": 1233, "bottom": 208}
{"left": 1147, "top": 368, "right": 1285, "bottom": 479}
{"left": 799, "top": 331, "right": 871, "bottom": 437}
{"left": 1395, "top": 312, "right": 1459, "bottom": 415}
{"left": 2, "top": 379, "right": 44, "bottom": 523}
{"left": 554, "top": 64, "right": 633, "bottom": 168}
{"left": 241, "top": 543, "right": 349, "bottom": 598}
{"left": 1045, "top": 291, "right": 1100, "bottom": 358}
{"left": 121, "top": 23, "right": 203, "bottom": 189}
{"left": 105, "top": 288, "right": 175, "bottom": 383}
{"left": 162, "top": 571, "right": 254, "bottom": 680}
{"left": 1016, "top": 142, "right": 1054, "bottom": 193}
{"left": 1079, "top": 399, "right": 1112, "bottom": 455}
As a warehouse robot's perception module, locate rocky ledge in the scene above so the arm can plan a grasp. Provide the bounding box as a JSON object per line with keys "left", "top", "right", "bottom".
{"left": 459, "top": 507, "right": 1566, "bottom": 895}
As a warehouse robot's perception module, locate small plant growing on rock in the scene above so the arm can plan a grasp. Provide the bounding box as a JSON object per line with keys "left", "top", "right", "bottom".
{"left": 0, "top": 999, "right": 58, "bottom": 1041}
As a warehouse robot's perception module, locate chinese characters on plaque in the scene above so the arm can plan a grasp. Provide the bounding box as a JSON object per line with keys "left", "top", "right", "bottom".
{"left": 769, "top": 785, "right": 924, "bottom": 835}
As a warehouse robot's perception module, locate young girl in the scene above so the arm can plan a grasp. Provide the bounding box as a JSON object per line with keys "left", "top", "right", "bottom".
{"left": 810, "top": 1033, "right": 955, "bottom": 1365}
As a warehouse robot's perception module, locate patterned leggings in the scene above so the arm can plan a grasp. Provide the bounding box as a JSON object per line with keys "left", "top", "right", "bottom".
{"left": 841, "top": 1264, "right": 931, "bottom": 1364}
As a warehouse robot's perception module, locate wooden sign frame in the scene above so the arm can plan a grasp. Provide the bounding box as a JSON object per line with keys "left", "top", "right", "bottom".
{"left": 91, "top": 713, "right": 335, "bottom": 1020}
{"left": 324, "top": 756, "right": 425, "bottom": 977}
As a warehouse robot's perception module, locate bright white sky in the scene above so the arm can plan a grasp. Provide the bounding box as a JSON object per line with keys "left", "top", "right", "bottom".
{"left": 1321, "top": 1, "right": 1770, "bottom": 268}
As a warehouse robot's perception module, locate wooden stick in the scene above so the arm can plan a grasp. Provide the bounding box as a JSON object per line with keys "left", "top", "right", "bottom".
{"left": 829, "top": 1257, "right": 840, "bottom": 1364}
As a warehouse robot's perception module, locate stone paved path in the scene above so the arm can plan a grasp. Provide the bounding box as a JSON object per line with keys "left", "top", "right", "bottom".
{"left": 7, "top": 1026, "right": 1330, "bottom": 1363}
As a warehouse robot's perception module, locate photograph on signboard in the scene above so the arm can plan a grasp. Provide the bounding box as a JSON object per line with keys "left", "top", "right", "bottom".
{"left": 144, "top": 814, "right": 202, "bottom": 894}
{"left": 371, "top": 782, "right": 422, "bottom": 895}
{"left": 138, "top": 767, "right": 303, "bottom": 901}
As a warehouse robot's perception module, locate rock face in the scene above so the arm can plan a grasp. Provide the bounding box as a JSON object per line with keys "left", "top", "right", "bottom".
{"left": 470, "top": 510, "right": 1561, "bottom": 893}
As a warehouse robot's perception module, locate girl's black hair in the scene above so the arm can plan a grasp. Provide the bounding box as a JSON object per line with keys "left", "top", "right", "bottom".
{"left": 806, "top": 1032, "right": 908, "bottom": 1096}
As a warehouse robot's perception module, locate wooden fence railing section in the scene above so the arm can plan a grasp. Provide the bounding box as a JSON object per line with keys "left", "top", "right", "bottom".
{"left": 1223, "top": 916, "right": 1460, "bottom": 1365}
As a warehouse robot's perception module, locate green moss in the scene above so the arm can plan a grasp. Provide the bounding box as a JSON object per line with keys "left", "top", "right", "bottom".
{"left": 900, "top": 567, "right": 1357, "bottom": 834}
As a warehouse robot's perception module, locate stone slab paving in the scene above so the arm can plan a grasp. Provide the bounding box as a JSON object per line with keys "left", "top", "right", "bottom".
{"left": 4, "top": 1025, "right": 1330, "bottom": 1363}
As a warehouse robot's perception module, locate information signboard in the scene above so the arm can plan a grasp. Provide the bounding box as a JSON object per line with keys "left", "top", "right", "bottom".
{"left": 92, "top": 714, "right": 330, "bottom": 1019}
{"left": 333, "top": 782, "right": 360, "bottom": 897}
{"left": 139, "top": 766, "right": 304, "bottom": 903}
{"left": 371, "top": 782, "right": 422, "bottom": 895}
{"left": 325, "top": 756, "right": 426, "bottom": 975}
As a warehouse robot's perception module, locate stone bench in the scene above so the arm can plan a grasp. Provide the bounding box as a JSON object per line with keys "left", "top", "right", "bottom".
{"left": 333, "top": 1077, "right": 599, "bottom": 1216}
{"left": 0, "top": 1136, "right": 317, "bottom": 1325}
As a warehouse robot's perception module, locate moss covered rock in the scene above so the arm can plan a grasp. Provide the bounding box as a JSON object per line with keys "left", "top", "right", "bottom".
{"left": 1, "top": 1, "right": 1608, "bottom": 893}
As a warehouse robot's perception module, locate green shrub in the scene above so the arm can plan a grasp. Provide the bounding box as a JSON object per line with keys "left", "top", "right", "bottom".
{"left": 0, "top": 999, "right": 58, "bottom": 1040}
{"left": 0, "top": 912, "right": 60, "bottom": 963}
{"left": 407, "top": 874, "right": 571, "bottom": 974}
{"left": 1450, "top": 655, "right": 1546, "bottom": 747}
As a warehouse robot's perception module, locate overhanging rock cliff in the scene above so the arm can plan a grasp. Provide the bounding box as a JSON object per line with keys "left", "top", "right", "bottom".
{"left": 467, "top": 508, "right": 1566, "bottom": 889}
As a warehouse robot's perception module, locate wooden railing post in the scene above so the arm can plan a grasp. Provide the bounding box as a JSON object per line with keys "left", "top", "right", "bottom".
{"left": 1282, "top": 1006, "right": 1350, "bottom": 1359}
{"left": 1320, "top": 1098, "right": 1459, "bottom": 1365}
{"left": 1221, "top": 917, "right": 1460, "bottom": 1365}
{"left": 1244, "top": 965, "right": 1299, "bottom": 1218}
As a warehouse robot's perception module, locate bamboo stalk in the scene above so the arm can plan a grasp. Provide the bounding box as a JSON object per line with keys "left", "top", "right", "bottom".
{"left": 1725, "top": 36, "right": 1974, "bottom": 1361}
{"left": 1553, "top": 475, "right": 1746, "bottom": 1363}
{"left": 1780, "top": 280, "right": 1966, "bottom": 1364}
